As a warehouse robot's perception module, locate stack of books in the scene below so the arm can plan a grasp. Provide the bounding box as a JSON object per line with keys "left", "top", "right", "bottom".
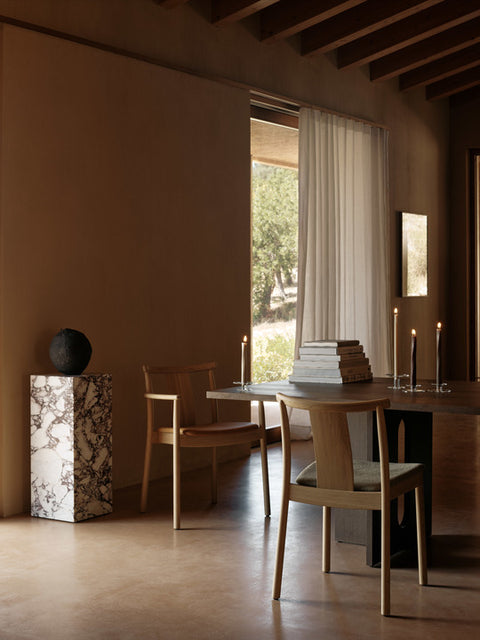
{"left": 288, "top": 339, "right": 372, "bottom": 384}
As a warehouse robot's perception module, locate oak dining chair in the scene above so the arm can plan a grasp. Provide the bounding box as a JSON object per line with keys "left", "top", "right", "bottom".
{"left": 140, "top": 362, "right": 270, "bottom": 529}
{"left": 272, "top": 393, "right": 427, "bottom": 616}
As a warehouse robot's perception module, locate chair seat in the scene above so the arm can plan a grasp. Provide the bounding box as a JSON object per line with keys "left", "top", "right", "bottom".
{"left": 181, "top": 421, "right": 260, "bottom": 437}
{"left": 296, "top": 459, "right": 424, "bottom": 491}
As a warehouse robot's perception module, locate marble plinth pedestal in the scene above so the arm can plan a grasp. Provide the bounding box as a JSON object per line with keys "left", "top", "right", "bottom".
{"left": 30, "top": 374, "right": 112, "bottom": 522}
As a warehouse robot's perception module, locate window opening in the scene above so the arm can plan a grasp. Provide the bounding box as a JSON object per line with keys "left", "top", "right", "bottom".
{"left": 250, "top": 115, "right": 299, "bottom": 384}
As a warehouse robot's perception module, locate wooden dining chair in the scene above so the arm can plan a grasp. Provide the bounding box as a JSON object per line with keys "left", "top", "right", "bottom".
{"left": 140, "top": 362, "right": 270, "bottom": 529}
{"left": 272, "top": 393, "right": 427, "bottom": 616}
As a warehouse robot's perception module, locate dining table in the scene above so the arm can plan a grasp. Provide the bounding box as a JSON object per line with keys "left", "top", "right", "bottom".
{"left": 207, "top": 377, "right": 480, "bottom": 566}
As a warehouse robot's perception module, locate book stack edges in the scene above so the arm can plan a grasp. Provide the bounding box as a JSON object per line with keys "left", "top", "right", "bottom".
{"left": 288, "top": 340, "right": 372, "bottom": 384}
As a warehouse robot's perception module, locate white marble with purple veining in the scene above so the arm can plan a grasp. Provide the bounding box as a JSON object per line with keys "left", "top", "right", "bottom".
{"left": 30, "top": 374, "right": 112, "bottom": 522}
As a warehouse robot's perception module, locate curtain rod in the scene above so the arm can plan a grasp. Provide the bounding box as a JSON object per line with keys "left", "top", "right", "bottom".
{"left": 250, "top": 90, "right": 389, "bottom": 131}
{"left": 0, "top": 15, "right": 388, "bottom": 132}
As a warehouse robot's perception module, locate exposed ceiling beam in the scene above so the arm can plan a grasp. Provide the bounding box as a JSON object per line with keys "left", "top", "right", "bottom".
{"left": 450, "top": 83, "right": 480, "bottom": 107}
{"left": 399, "top": 43, "right": 480, "bottom": 91}
{"left": 212, "top": 0, "right": 279, "bottom": 24}
{"left": 370, "top": 17, "right": 480, "bottom": 81}
{"left": 426, "top": 66, "right": 480, "bottom": 100}
{"left": 260, "top": 0, "right": 366, "bottom": 42}
{"left": 301, "top": 0, "right": 443, "bottom": 56}
{"left": 337, "top": 0, "right": 480, "bottom": 69}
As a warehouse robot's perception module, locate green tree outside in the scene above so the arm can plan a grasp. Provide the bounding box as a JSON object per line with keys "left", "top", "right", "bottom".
{"left": 251, "top": 164, "right": 298, "bottom": 323}
{"left": 251, "top": 163, "right": 298, "bottom": 382}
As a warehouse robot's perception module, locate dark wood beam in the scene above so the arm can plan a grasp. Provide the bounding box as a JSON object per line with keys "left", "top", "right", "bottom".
{"left": 450, "top": 83, "right": 480, "bottom": 107}
{"left": 426, "top": 66, "right": 480, "bottom": 100}
{"left": 260, "top": 0, "right": 366, "bottom": 42}
{"left": 301, "top": 0, "right": 443, "bottom": 56}
{"left": 212, "top": 0, "right": 278, "bottom": 24}
{"left": 337, "top": 0, "right": 480, "bottom": 69}
{"left": 370, "top": 17, "right": 480, "bottom": 81}
{"left": 400, "top": 43, "right": 480, "bottom": 91}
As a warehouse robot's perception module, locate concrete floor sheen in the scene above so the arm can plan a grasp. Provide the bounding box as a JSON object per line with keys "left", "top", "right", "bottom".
{"left": 1, "top": 415, "right": 479, "bottom": 639}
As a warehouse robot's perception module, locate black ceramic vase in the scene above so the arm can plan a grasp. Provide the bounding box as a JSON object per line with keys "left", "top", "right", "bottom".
{"left": 49, "top": 328, "right": 92, "bottom": 375}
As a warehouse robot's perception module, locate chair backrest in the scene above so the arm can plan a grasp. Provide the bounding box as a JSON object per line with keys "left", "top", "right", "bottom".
{"left": 276, "top": 394, "right": 390, "bottom": 491}
{"left": 143, "top": 362, "right": 218, "bottom": 426}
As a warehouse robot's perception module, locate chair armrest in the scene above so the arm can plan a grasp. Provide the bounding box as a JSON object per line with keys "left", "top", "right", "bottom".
{"left": 144, "top": 393, "right": 181, "bottom": 435}
{"left": 144, "top": 393, "right": 180, "bottom": 401}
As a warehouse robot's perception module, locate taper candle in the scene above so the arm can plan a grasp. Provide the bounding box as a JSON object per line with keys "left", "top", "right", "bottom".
{"left": 411, "top": 329, "right": 417, "bottom": 388}
{"left": 393, "top": 307, "right": 398, "bottom": 378}
{"left": 241, "top": 335, "right": 248, "bottom": 387}
{"left": 436, "top": 322, "right": 442, "bottom": 387}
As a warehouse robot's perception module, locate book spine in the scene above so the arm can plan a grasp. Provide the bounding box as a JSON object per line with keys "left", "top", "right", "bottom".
{"left": 303, "top": 340, "right": 360, "bottom": 347}
{"left": 291, "top": 366, "right": 371, "bottom": 377}
{"left": 299, "top": 345, "right": 364, "bottom": 355}
{"left": 296, "top": 353, "right": 366, "bottom": 362}
{"left": 292, "top": 357, "right": 369, "bottom": 368}
{"left": 289, "top": 372, "right": 373, "bottom": 384}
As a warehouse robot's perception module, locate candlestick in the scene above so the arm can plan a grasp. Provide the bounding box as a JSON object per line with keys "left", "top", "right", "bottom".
{"left": 393, "top": 308, "right": 398, "bottom": 379}
{"left": 241, "top": 335, "right": 247, "bottom": 388}
{"left": 436, "top": 322, "right": 442, "bottom": 388}
{"left": 410, "top": 329, "right": 417, "bottom": 388}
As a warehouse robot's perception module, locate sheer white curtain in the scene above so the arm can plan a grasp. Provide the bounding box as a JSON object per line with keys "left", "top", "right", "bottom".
{"left": 296, "top": 108, "right": 391, "bottom": 376}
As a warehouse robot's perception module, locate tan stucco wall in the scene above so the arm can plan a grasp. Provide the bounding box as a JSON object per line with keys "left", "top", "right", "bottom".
{"left": 0, "top": 1, "right": 450, "bottom": 515}
{"left": 0, "top": 24, "right": 252, "bottom": 515}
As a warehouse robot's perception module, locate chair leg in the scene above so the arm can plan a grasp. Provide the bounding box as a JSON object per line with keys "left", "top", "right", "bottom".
{"left": 415, "top": 485, "right": 428, "bottom": 585}
{"left": 140, "top": 440, "right": 152, "bottom": 513}
{"left": 259, "top": 435, "right": 271, "bottom": 517}
{"left": 173, "top": 442, "right": 181, "bottom": 530}
{"left": 272, "top": 488, "right": 290, "bottom": 600}
{"left": 322, "top": 506, "right": 331, "bottom": 573}
{"left": 381, "top": 503, "right": 391, "bottom": 616}
{"left": 211, "top": 447, "right": 217, "bottom": 504}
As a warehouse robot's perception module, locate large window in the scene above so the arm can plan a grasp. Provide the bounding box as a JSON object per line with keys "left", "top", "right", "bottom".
{"left": 250, "top": 116, "right": 298, "bottom": 383}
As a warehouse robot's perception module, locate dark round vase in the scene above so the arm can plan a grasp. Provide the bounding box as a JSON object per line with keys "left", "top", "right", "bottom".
{"left": 49, "top": 328, "right": 92, "bottom": 375}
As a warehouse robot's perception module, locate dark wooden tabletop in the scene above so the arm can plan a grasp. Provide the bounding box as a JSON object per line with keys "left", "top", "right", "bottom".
{"left": 207, "top": 378, "right": 480, "bottom": 415}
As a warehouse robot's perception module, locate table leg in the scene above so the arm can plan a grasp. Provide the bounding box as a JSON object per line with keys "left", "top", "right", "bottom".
{"left": 257, "top": 401, "right": 271, "bottom": 516}
{"left": 367, "top": 409, "right": 433, "bottom": 567}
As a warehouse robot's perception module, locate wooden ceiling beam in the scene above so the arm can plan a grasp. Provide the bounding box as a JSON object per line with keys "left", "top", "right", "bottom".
{"left": 450, "top": 83, "right": 480, "bottom": 107}
{"left": 337, "top": 0, "right": 480, "bottom": 69}
{"left": 212, "top": 0, "right": 279, "bottom": 24}
{"left": 399, "top": 43, "right": 480, "bottom": 91}
{"left": 260, "top": 0, "right": 366, "bottom": 42}
{"left": 426, "top": 66, "right": 480, "bottom": 100}
{"left": 301, "top": 0, "right": 443, "bottom": 57}
{"left": 370, "top": 18, "right": 480, "bottom": 81}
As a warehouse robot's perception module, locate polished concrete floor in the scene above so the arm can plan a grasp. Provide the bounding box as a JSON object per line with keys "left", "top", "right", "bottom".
{"left": 1, "top": 414, "right": 480, "bottom": 639}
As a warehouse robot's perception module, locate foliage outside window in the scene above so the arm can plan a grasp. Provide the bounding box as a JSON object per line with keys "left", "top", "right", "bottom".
{"left": 251, "top": 163, "right": 298, "bottom": 382}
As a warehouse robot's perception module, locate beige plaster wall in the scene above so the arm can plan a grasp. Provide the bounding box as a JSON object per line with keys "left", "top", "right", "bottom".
{"left": 0, "top": 0, "right": 450, "bottom": 514}
{"left": 0, "top": 25, "right": 251, "bottom": 515}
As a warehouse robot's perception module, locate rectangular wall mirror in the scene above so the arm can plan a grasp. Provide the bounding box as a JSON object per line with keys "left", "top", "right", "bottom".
{"left": 401, "top": 211, "right": 428, "bottom": 297}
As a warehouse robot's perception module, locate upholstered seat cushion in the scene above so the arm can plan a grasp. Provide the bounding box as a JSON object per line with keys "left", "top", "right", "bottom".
{"left": 296, "top": 460, "right": 424, "bottom": 491}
